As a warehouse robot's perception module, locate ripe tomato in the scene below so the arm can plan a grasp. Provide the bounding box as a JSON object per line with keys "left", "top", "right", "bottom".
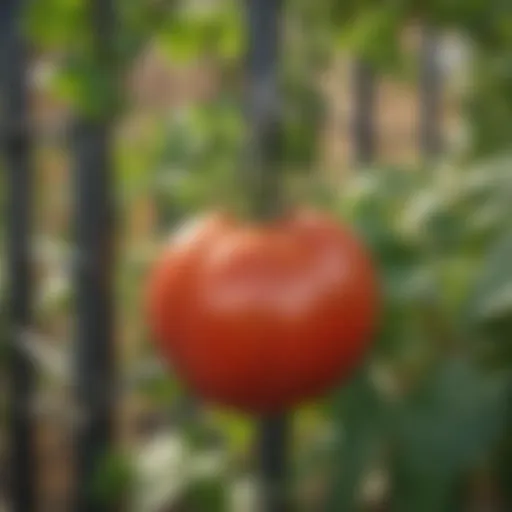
{"left": 145, "top": 210, "right": 379, "bottom": 414}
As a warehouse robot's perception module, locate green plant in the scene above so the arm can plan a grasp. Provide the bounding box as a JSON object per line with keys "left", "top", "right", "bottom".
{"left": 325, "top": 155, "right": 512, "bottom": 510}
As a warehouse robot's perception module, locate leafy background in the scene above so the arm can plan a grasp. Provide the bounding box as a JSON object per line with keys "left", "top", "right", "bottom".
{"left": 1, "top": 0, "right": 512, "bottom": 510}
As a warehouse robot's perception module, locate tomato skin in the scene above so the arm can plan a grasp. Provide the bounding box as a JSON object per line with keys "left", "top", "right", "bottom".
{"left": 146, "top": 210, "right": 379, "bottom": 414}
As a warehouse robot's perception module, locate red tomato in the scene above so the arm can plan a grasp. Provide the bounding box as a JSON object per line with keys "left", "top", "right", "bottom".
{"left": 145, "top": 210, "right": 379, "bottom": 414}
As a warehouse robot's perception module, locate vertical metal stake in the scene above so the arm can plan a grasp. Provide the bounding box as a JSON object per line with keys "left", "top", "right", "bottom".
{"left": 352, "top": 59, "right": 376, "bottom": 166}
{"left": 1, "top": 0, "right": 36, "bottom": 510}
{"left": 246, "top": 0, "right": 284, "bottom": 221}
{"left": 419, "top": 25, "right": 442, "bottom": 160}
{"left": 258, "top": 414, "right": 290, "bottom": 512}
{"left": 246, "top": 1, "right": 289, "bottom": 511}
{"left": 73, "top": 1, "right": 116, "bottom": 510}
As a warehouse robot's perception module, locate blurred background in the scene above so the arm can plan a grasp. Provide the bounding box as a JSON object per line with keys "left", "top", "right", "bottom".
{"left": 1, "top": 0, "right": 512, "bottom": 511}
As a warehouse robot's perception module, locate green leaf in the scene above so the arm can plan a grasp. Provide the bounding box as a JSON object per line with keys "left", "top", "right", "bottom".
{"left": 326, "top": 370, "right": 388, "bottom": 511}
{"left": 336, "top": 7, "right": 404, "bottom": 69}
{"left": 138, "top": 372, "right": 183, "bottom": 407}
{"left": 156, "top": 3, "right": 242, "bottom": 63}
{"left": 49, "top": 58, "right": 121, "bottom": 118}
{"left": 24, "top": 0, "right": 87, "bottom": 50}
{"left": 183, "top": 477, "right": 228, "bottom": 512}
{"left": 464, "top": 228, "right": 512, "bottom": 324}
{"left": 209, "top": 410, "right": 255, "bottom": 456}
{"left": 91, "top": 450, "right": 134, "bottom": 506}
{"left": 389, "top": 357, "right": 508, "bottom": 512}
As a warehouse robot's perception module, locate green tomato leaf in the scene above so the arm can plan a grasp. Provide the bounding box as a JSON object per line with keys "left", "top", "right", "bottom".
{"left": 390, "top": 357, "right": 508, "bottom": 511}
{"left": 464, "top": 227, "right": 512, "bottom": 325}
{"left": 326, "top": 370, "right": 389, "bottom": 511}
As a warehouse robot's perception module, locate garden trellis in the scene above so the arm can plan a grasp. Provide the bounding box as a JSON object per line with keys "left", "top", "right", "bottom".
{"left": 2, "top": 0, "right": 442, "bottom": 510}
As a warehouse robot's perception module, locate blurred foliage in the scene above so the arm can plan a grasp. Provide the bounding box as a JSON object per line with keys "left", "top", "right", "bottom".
{"left": 156, "top": 1, "right": 242, "bottom": 63}
{"left": 91, "top": 450, "right": 135, "bottom": 507}
{"left": 466, "top": 47, "right": 512, "bottom": 157}
{"left": 4, "top": 0, "right": 512, "bottom": 510}
{"left": 23, "top": 0, "right": 512, "bottom": 153}
{"left": 150, "top": 100, "right": 246, "bottom": 225}
{"left": 325, "top": 156, "right": 512, "bottom": 510}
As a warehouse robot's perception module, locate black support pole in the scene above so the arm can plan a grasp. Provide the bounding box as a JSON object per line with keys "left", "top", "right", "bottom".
{"left": 73, "top": 1, "right": 116, "bottom": 510}
{"left": 1, "top": 1, "right": 36, "bottom": 510}
{"left": 419, "top": 25, "right": 442, "bottom": 159}
{"left": 352, "top": 59, "right": 376, "bottom": 166}
{"left": 245, "top": 1, "right": 289, "bottom": 511}
{"left": 246, "top": 0, "right": 284, "bottom": 221}
{"left": 258, "top": 415, "right": 290, "bottom": 511}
